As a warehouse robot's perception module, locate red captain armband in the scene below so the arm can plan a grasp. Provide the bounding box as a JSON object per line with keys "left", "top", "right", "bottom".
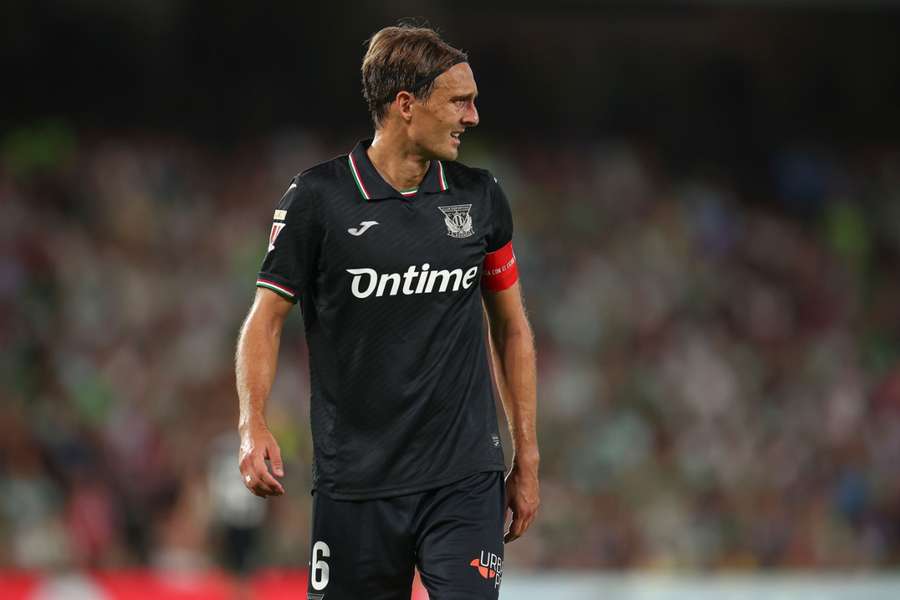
{"left": 482, "top": 241, "right": 519, "bottom": 292}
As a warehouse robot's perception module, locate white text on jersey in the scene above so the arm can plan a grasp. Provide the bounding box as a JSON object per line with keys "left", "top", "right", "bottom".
{"left": 346, "top": 263, "right": 479, "bottom": 299}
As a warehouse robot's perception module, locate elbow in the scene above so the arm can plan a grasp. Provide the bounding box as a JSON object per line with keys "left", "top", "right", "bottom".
{"left": 497, "top": 318, "right": 534, "bottom": 355}
{"left": 240, "top": 308, "right": 285, "bottom": 346}
{"left": 507, "top": 312, "right": 534, "bottom": 342}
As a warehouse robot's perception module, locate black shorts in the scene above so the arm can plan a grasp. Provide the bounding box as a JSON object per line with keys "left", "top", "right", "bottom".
{"left": 306, "top": 470, "right": 506, "bottom": 600}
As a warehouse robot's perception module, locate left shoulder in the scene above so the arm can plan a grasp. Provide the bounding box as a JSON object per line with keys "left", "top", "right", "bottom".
{"left": 440, "top": 160, "right": 497, "bottom": 191}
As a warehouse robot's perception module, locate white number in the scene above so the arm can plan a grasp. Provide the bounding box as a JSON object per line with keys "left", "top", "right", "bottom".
{"left": 311, "top": 541, "right": 331, "bottom": 590}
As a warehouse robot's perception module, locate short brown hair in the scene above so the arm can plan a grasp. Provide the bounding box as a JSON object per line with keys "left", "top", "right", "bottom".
{"left": 361, "top": 24, "right": 468, "bottom": 127}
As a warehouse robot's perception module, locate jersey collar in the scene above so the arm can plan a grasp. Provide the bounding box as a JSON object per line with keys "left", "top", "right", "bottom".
{"left": 348, "top": 139, "right": 449, "bottom": 201}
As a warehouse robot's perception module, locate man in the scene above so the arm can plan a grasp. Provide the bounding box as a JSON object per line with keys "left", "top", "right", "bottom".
{"left": 235, "top": 24, "right": 538, "bottom": 599}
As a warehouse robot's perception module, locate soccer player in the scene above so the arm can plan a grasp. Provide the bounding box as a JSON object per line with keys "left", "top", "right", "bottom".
{"left": 235, "top": 24, "right": 539, "bottom": 599}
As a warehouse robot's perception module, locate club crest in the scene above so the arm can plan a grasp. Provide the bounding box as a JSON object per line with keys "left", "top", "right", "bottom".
{"left": 438, "top": 204, "right": 474, "bottom": 238}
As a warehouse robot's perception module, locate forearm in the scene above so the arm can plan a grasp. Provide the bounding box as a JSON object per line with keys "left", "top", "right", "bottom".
{"left": 492, "top": 319, "right": 538, "bottom": 465}
{"left": 236, "top": 304, "right": 284, "bottom": 431}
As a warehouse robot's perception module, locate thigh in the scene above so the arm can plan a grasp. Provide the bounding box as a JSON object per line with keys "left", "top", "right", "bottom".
{"left": 308, "top": 491, "right": 416, "bottom": 600}
{"left": 415, "top": 471, "right": 506, "bottom": 600}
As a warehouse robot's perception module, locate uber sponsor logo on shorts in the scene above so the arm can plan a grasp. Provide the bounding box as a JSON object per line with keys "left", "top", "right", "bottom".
{"left": 438, "top": 204, "right": 474, "bottom": 238}
{"left": 469, "top": 550, "right": 503, "bottom": 589}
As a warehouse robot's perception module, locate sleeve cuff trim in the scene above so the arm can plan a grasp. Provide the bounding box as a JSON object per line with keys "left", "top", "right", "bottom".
{"left": 256, "top": 278, "right": 297, "bottom": 301}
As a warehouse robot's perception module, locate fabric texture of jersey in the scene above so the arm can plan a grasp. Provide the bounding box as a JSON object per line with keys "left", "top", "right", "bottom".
{"left": 257, "top": 140, "right": 513, "bottom": 499}
{"left": 307, "top": 470, "right": 505, "bottom": 600}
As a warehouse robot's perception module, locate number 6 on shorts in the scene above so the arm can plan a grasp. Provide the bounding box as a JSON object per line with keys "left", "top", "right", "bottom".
{"left": 311, "top": 540, "right": 331, "bottom": 590}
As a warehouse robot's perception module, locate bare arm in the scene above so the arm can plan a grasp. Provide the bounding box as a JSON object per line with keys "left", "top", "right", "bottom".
{"left": 483, "top": 281, "right": 539, "bottom": 542}
{"left": 235, "top": 288, "right": 294, "bottom": 497}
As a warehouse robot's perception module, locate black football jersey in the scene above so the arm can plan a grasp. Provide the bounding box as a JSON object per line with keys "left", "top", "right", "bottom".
{"left": 256, "top": 139, "right": 517, "bottom": 500}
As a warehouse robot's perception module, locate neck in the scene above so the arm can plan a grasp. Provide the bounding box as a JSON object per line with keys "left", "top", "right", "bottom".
{"left": 367, "top": 129, "right": 430, "bottom": 192}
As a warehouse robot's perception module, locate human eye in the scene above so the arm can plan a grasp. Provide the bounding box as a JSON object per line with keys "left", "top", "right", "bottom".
{"left": 450, "top": 95, "right": 472, "bottom": 108}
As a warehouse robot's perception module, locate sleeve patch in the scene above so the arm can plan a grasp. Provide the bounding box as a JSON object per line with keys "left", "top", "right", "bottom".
{"left": 267, "top": 222, "right": 286, "bottom": 253}
{"left": 482, "top": 241, "right": 518, "bottom": 292}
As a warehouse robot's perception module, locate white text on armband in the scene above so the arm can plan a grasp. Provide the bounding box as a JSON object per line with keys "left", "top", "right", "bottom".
{"left": 484, "top": 256, "right": 515, "bottom": 277}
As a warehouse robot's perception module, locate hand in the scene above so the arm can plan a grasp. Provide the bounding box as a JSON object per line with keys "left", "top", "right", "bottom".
{"left": 503, "top": 458, "right": 540, "bottom": 543}
{"left": 238, "top": 421, "right": 285, "bottom": 497}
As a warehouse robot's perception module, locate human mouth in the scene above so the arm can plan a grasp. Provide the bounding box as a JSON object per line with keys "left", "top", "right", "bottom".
{"left": 450, "top": 131, "right": 463, "bottom": 146}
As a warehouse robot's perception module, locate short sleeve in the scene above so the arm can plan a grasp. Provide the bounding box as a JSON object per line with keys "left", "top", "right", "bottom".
{"left": 485, "top": 174, "right": 513, "bottom": 253}
{"left": 256, "top": 176, "right": 320, "bottom": 303}
{"left": 482, "top": 173, "right": 519, "bottom": 292}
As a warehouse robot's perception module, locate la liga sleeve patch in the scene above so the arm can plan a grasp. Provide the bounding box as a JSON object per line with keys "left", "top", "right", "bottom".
{"left": 482, "top": 241, "right": 518, "bottom": 292}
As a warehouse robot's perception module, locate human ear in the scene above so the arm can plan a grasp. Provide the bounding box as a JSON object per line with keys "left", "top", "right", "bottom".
{"left": 396, "top": 91, "right": 415, "bottom": 122}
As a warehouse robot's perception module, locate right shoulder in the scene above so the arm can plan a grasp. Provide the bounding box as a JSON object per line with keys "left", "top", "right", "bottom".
{"left": 294, "top": 154, "right": 352, "bottom": 197}
{"left": 273, "top": 154, "right": 348, "bottom": 213}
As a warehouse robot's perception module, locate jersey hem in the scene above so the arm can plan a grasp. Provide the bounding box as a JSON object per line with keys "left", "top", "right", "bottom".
{"left": 312, "top": 461, "right": 506, "bottom": 501}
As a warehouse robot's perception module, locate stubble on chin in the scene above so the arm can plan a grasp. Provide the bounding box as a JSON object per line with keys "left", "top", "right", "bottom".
{"left": 424, "top": 146, "right": 457, "bottom": 162}
{"left": 439, "top": 141, "right": 459, "bottom": 161}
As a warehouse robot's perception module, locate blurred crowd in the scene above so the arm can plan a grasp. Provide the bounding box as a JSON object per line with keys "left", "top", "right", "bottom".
{"left": 2, "top": 125, "right": 900, "bottom": 572}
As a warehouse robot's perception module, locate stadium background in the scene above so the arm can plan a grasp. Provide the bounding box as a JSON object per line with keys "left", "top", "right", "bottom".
{"left": 3, "top": 1, "right": 900, "bottom": 597}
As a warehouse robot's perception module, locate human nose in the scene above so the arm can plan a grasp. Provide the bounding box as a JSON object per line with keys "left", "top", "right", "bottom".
{"left": 463, "top": 101, "right": 479, "bottom": 127}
